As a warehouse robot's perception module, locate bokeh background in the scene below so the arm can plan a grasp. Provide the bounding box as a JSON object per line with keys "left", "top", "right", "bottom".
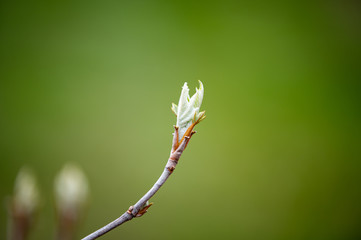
{"left": 1, "top": 0, "right": 361, "bottom": 239}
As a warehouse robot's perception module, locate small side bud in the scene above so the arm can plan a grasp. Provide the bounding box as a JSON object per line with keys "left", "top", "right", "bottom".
{"left": 136, "top": 201, "right": 153, "bottom": 217}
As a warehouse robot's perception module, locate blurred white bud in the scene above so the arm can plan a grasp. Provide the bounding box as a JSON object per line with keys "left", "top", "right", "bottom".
{"left": 54, "top": 163, "right": 89, "bottom": 213}
{"left": 13, "top": 167, "right": 39, "bottom": 215}
{"left": 171, "top": 80, "right": 206, "bottom": 142}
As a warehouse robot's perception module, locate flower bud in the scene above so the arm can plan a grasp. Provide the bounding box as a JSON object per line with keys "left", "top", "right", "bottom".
{"left": 13, "top": 167, "right": 39, "bottom": 216}
{"left": 8, "top": 167, "right": 39, "bottom": 240}
{"left": 54, "top": 163, "right": 89, "bottom": 214}
{"left": 171, "top": 80, "right": 206, "bottom": 143}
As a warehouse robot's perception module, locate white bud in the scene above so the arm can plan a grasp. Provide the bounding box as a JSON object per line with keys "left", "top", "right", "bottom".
{"left": 54, "top": 163, "right": 89, "bottom": 213}
{"left": 13, "top": 167, "right": 39, "bottom": 215}
{"left": 171, "top": 80, "right": 205, "bottom": 142}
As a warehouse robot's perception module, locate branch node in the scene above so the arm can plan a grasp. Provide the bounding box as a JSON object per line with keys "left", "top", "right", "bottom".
{"left": 169, "top": 156, "right": 178, "bottom": 161}
{"left": 127, "top": 206, "right": 135, "bottom": 216}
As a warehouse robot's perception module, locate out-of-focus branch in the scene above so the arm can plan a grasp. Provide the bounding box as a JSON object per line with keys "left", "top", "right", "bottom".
{"left": 54, "top": 163, "right": 89, "bottom": 240}
{"left": 7, "top": 203, "right": 31, "bottom": 240}
{"left": 7, "top": 168, "right": 39, "bottom": 240}
{"left": 82, "top": 126, "right": 196, "bottom": 240}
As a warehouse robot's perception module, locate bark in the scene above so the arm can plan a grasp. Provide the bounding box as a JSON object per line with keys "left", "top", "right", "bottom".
{"left": 82, "top": 127, "right": 195, "bottom": 240}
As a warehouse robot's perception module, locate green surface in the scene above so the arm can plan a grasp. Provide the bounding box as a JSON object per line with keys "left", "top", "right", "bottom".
{"left": 1, "top": 1, "right": 361, "bottom": 239}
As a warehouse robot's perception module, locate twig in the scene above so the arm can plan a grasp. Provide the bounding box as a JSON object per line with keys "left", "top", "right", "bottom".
{"left": 82, "top": 126, "right": 195, "bottom": 240}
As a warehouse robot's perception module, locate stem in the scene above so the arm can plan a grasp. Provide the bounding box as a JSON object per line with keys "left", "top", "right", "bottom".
{"left": 6, "top": 199, "right": 32, "bottom": 240}
{"left": 82, "top": 127, "right": 195, "bottom": 240}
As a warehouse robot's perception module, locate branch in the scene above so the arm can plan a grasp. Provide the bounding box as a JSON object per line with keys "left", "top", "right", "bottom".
{"left": 82, "top": 126, "right": 195, "bottom": 240}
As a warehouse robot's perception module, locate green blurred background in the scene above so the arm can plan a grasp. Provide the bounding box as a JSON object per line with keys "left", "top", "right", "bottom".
{"left": 1, "top": 0, "right": 361, "bottom": 239}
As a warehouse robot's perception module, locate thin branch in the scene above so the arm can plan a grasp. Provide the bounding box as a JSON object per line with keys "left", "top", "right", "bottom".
{"left": 82, "top": 127, "right": 195, "bottom": 240}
